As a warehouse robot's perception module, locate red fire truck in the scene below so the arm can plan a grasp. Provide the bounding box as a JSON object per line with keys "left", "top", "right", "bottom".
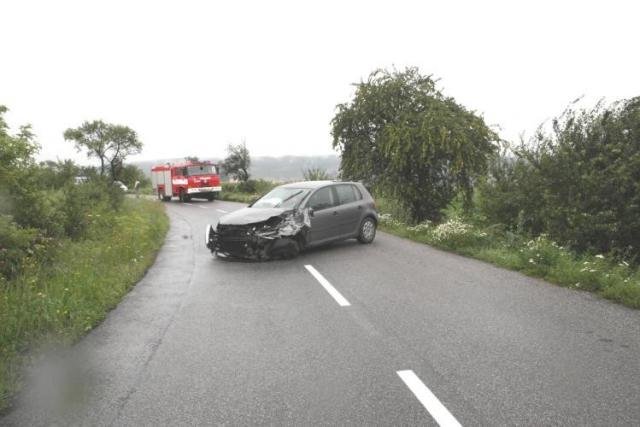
{"left": 151, "top": 161, "right": 221, "bottom": 202}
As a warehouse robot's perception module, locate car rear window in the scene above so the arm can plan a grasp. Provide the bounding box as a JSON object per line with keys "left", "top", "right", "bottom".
{"left": 335, "top": 184, "right": 357, "bottom": 205}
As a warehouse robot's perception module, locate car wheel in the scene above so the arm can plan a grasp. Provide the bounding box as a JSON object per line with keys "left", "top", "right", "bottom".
{"left": 357, "top": 217, "right": 376, "bottom": 244}
{"left": 280, "top": 240, "right": 300, "bottom": 259}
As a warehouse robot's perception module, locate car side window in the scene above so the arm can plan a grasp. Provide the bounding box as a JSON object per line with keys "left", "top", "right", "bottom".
{"left": 335, "top": 184, "right": 357, "bottom": 205}
{"left": 307, "top": 187, "right": 335, "bottom": 210}
{"left": 352, "top": 185, "right": 363, "bottom": 201}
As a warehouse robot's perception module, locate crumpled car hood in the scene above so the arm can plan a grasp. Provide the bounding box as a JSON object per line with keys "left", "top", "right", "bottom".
{"left": 217, "top": 207, "right": 287, "bottom": 226}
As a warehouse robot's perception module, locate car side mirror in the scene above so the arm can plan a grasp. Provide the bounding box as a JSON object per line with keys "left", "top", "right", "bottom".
{"left": 308, "top": 207, "right": 315, "bottom": 217}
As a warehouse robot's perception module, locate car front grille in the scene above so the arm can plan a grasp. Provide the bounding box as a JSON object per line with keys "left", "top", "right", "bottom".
{"left": 217, "top": 224, "right": 250, "bottom": 241}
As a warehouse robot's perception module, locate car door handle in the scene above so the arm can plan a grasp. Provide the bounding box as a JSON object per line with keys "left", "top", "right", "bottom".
{"left": 332, "top": 211, "right": 338, "bottom": 215}
{"left": 357, "top": 205, "right": 363, "bottom": 210}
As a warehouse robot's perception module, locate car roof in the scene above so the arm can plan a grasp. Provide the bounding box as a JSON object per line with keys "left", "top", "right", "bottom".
{"left": 280, "top": 180, "right": 360, "bottom": 189}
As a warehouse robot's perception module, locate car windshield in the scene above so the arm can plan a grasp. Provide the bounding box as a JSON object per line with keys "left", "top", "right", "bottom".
{"left": 186, "top": 165, "right": 216, "bottom": 175}
{"left": 251, "top": 187, "right": 310, "bottom": 209}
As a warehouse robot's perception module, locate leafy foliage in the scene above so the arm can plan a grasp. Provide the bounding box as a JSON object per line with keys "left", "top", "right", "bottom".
{"left": 0, "top": 216, "right": 48, "bottom": 281}
{"left": 222, "top": 141, "right": 251, "bottom": 182}
{"left": 478, "top": 97, "right": 640, "bottom": 259}
{"left": 64, "top": 120, "right": 142, "bottom": 180}
{"left": 0, "top": 106, "right": 127, "bottom": 282}
{"left": 0, "top": 106, "right": 166, "bottom": 409}
{"left": 332, "top": 67, "right": 498, "bottom": 222}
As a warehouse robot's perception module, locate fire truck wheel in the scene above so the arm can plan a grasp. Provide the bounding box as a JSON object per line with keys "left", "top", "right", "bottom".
{"left": 179, "top": 189, "right": 189, "bottom": 202}
{"left": 207, "top": 195, "right": 215, "bottom": 202}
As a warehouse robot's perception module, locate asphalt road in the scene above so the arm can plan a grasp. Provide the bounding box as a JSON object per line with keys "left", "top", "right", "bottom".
{"left": 4, "top": 200, "right": 640, "bottom": 426}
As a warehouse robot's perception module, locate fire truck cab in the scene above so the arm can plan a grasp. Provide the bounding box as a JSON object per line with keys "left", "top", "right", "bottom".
{"left": 151, "top": 161, "right": 221, "bottom": 202}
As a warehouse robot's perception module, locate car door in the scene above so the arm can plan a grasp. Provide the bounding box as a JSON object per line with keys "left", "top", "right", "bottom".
{"left": 305, "top": 186, "right": 339, "bottom": 245}
{"left": 333, "top": 184, "right": 362, "bottom": 236}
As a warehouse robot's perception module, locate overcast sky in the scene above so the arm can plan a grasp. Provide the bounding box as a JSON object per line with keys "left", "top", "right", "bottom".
{"left": 1, "top": 0, "right": 639, "bottom": 164}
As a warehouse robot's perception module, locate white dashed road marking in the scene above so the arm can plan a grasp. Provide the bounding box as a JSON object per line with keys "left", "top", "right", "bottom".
{"left": 304, "top": 265, "right": 351, "bottom": 307}
{"left": 397, "top": 370, "right": 461, "bottom": 427}
{"left": 216, "top": 209, "right": 228, "bottom": 213}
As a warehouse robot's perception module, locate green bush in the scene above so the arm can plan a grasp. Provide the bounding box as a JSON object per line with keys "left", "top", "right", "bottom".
{"left": 478, "top": 97, "right": 640, "bottom": 260}
{"left": 0, "top": 216, "right": 49, "bottom": 281}
{"left": 11, "top": 187, "right": 67, "bottom": 238}
{"left": 60, "top": 180, "right": 121, "bottom": 238}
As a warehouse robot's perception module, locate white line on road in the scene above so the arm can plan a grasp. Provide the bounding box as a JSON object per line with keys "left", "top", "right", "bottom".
{"left": 304, "top": 265, "right": 351, "bottom": 307}
{"left": 397, "top": 370, "right": 461, "bottom": 427}
{"left": 216, "top": 209, "right": 228, "bottom": 213}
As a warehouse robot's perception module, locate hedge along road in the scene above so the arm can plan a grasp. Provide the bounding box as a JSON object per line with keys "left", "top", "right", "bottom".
{"left": 4, "top": 199, "right": 640, "bottom": 426}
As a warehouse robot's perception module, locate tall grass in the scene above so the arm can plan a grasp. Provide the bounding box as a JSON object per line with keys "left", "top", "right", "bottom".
{"left": 0, "top": 199, "right": 169, "bottom": 410}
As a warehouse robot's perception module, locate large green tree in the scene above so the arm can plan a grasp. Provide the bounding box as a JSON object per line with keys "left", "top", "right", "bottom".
{"left": 222, "top": 141, "right": 251, "bottom": 182}
{"left": 331, "top": 68, "right": 498, "bottom": 222}
{"left": 64, "top": 121, "right": 142, "bottom": 180}
{"left": 63, "top": 120, "right": 110, "bottom": 175}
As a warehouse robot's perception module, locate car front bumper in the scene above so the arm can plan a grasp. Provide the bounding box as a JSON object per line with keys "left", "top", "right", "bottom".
{"left": 188, "top": 186, "right": 222, "bottom": 194}
{"left": 206, "top": 220, "right": 304, "bottom": 260}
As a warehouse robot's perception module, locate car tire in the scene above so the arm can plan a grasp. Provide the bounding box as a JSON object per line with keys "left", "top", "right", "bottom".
{"left": 281, "top": 239, "right": 300, "bottom": 259}
{"left": 357, "top": 217, "right": 376, "bottom": 244}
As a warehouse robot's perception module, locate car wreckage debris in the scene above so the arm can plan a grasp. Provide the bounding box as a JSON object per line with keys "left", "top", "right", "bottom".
{"left": 206, "top": 209, "right": 311, "bottom": 260}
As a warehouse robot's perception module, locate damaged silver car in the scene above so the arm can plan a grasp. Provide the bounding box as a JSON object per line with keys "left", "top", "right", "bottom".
{"left": 206, "top": 181, "right": 378, "bottom": 260}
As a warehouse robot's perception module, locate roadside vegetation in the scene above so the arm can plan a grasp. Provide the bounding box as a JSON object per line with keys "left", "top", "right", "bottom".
{"left": 0, "top": 107, "right": 169, "bottom": 410}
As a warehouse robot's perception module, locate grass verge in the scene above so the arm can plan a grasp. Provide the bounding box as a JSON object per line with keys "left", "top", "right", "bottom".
{"left": 0, "top": 199, "right": 169, "bottom": 411}
{"left": 378, "top": 213, "right": 640, "bottom": 309}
